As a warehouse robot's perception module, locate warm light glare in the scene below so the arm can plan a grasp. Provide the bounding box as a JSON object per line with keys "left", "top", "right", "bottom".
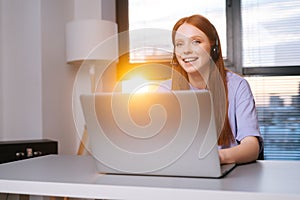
{"left": 122, "top": 76, "right": 151, "bottom": 93}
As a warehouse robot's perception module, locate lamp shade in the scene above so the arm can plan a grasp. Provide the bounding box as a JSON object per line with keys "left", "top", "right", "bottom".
{"left": 66, "top": 19, "right": 118, "bottom": 63}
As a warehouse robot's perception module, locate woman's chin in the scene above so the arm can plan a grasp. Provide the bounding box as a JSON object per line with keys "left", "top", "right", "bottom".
{"left": 182, "top": 63, "right": 200, "bottom": 73}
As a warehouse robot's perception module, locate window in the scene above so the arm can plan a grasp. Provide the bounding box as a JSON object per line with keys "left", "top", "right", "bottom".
{"left": 242, "top": 0, "right": 300, "bottom": 75}
{"left": 116, "top": 0, "right": 300, "bottom": 160}
{"left": 116, "top": 0, "right": 228, "bottom": 79}
{"left": 128, "top": 0, "right": 227, "bottom": 62}
{"left": 241, "top": 0, "right": 300, "bottom": 160}
{"left": 246, "top": 76, "right": 300, "bottom": 160}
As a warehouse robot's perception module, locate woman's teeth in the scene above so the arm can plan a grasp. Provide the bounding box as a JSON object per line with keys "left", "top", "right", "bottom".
{"left": 183, "top": 57, "right": 198, "bottom": 63}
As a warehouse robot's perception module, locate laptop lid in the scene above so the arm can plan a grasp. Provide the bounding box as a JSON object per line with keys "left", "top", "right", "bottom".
{"left": 80, "top": 90, "right": 235, "bottom": 178}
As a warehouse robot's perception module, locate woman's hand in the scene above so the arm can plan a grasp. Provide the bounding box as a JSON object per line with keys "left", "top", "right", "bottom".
{"left": 219, "top": 136, "right": 260, "bottom": 164}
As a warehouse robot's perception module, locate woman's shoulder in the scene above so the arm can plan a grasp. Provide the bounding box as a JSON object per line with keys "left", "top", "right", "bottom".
{"left": 226, "top": 70, "right": 254, "bottom": 98}
{"left": 226, "top": 70, "right": 250, "bottom": 89}
{"left": 226, "top": 70, "right": 245, "bottom": 82}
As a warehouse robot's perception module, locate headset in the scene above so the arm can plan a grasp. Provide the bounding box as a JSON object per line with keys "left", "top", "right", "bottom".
{"left": 210, "top": 24, "right": 219, "bottom": 62}
{"left": 211, "top": 38, "right": 219, "bottom": 62}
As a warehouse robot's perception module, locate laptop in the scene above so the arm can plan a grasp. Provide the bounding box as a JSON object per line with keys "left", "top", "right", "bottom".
{"left": 80, "top": 90, "right": 235, "bottom": 178}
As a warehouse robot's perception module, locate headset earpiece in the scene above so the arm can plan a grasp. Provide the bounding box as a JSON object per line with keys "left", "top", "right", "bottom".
{"left": 210, "top": 23, "right": 219, "bottom": 62}
{"left": 211, "top": 38, "right": 219, "bottom": 62}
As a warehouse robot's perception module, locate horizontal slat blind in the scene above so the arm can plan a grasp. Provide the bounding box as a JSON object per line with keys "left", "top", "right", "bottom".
{"left": 242, "top": 0, "right": 300, "bottom": 67}
{"left": 246, "top": 76, "right": 300, "bottom": 160}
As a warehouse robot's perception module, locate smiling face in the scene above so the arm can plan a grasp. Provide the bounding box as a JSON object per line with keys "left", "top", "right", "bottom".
{"left": 174, "top": 23, "right": 211, "bottom": 74}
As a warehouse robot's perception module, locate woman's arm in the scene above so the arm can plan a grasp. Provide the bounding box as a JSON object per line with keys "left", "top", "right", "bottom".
{"left": 219, "top": 136, "right": 260, "bottom": 164}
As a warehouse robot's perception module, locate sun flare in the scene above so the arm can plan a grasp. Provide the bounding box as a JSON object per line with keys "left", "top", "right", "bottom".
{"left": 122, "top": 76, "right": 151, "bottom": 94}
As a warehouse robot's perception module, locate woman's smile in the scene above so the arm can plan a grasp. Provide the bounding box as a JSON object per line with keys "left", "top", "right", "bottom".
{"left": 182, "top": 57, "right": 199, "bottom": 63}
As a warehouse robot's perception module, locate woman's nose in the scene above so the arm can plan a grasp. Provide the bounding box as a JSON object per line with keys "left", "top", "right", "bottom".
{"left": 183, "top": 44, "right": 193, "bottom": 54}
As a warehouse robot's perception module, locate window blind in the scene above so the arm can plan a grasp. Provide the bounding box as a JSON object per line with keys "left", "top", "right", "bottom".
{"left": 246, "top": 76, "right": 300, "bottom": 160}
{"left": 242, "top": 0, "right": 300, "bottom": 67}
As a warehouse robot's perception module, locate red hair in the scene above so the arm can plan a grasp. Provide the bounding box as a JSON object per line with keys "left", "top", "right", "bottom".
{"left": 171, "top": 14, "right": 234, "bottom": 147}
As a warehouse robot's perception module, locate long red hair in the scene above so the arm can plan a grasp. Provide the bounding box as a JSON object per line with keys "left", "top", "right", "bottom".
{"left": 171, "top": 14, "right": 234, "bottom": 147}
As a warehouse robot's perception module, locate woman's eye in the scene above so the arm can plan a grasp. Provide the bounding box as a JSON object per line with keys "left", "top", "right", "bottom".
{"left": 192, "top": 40, "right": 201, "bottom": 45}
{"left": 175, "top": 42, "right": 183, "bottom": 47}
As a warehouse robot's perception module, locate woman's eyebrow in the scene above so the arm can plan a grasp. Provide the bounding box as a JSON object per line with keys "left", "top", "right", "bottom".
{"left": 191, "top": 35, "right": 204, "bottom": 39}
{"left": 174, "top": 38, "right": 184, "bottom": 43}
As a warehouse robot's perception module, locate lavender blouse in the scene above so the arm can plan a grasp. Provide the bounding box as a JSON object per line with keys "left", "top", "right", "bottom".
{"left": 158, "top": 71, "right": 263, "bottom": 152}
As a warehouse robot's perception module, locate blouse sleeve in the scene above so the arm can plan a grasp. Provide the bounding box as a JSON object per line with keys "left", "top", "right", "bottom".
{"left": 234, "top": 79, "right": 264, "bottom": 154}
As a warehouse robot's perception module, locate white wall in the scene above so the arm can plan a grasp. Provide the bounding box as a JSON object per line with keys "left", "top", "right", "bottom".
{"left": 74, "top": 0, "right": 102, "bottom": 20}
{"left": 0, "top": 0, "right": 3, "bottom": 140}
{"left": 0, "top": 0, "right": 116, "bottom": 154}
{"left": 40, "top": 0, "right": 78, "bottom": 154}
{"left": 0, "top": 0, "right": 42, "bottom": 140}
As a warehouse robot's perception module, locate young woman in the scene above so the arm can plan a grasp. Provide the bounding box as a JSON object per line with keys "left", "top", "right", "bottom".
{"left": 161, "top": 14, "right": 263, "bottom": 164}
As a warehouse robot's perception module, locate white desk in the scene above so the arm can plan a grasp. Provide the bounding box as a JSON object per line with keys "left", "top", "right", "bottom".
{"left": 0, "top": 155, "right": 299, "bottom": 200}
